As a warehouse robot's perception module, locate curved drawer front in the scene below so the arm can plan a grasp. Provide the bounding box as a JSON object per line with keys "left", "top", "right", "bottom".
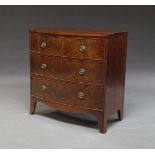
{"left": 30, "top": 33, "right": 61, "bottom": 56}
{"left": 63, "top": 37, "right": 106, "bottom": 60}
{"left": 31, "top": 75, "right": 104, "bottom": 110}
{"left": 31, "top": 54, "right": 105, "bottom": 84}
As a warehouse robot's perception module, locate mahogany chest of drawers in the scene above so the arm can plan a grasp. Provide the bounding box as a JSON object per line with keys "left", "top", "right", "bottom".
{"left": 29, "top": 28, "right": 128, "bottom": 133}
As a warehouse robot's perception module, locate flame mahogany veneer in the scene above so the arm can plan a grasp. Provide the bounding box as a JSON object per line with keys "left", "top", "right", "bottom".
{"left": 29, "top": 28, "right": 128, "bottom": 133}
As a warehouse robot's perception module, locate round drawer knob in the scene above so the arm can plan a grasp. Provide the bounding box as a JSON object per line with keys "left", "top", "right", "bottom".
{"left": 79, "top": 45, "right": 86, "bottom": 52}
{"left": 41, "top": 41, "right": 47, "bottom": 48}
{"left": 41, "top": 85, "right": 47, "bottom": 91}
{"left": 78, "top": 92, "right": 85, "bottom": 99}
{"left": 79, "top": 68, "right": 85, "bottom": 75}
{"left": 41, "top": 64, "right": 47, "bottom": 69}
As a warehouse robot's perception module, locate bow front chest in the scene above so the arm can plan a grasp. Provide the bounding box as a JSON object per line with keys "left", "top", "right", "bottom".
{"left": 29, "top": 28, "right": 127, "bottom": 133}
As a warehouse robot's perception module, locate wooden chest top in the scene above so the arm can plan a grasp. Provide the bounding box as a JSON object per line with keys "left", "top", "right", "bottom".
{"left": 29, "top": 27, "right": 127, "bottom": 37}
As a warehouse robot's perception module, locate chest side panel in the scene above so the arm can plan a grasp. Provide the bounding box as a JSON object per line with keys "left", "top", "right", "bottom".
{"left": 104, "top": 33, "right": 128, "bottom": 118}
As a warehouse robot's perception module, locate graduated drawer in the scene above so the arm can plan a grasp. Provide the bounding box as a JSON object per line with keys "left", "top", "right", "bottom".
{"left": 30, "top": 54, "right": 105, "bottom": 84}
{"left": 30, "top": 32, "right": 61, "bottom": 56}
{"left": 31, "top": 75, "right": 104, "bottom": 110}
{"left": 63, "top": 37, "right": 106, "bottom": 60}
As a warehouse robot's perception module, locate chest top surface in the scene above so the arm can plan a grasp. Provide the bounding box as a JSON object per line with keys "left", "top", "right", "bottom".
{"left": 29, "top": 27, "right": 127, "bottom": 37}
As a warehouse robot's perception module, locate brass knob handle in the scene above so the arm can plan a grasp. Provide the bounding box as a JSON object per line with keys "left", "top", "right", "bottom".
{"left": 79, "top": 45, "right": 86, "bottom": 52}
{"left": 41, "top": 41, "right": 47, "bottom": 48}
{"left": 41, "top": 85, "right": 47, "bottom": 91}
{"left": 78, "top": 92, "right": 85, "bottom": 99}
{"left": 41, "top": 64, "right": 47, "bottom": 69}
{"left": 79, "top": 68, "right": 85, "bottom": 75}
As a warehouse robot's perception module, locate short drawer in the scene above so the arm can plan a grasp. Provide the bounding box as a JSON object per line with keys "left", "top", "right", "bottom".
{"left": 30, "top": 32, "right": 61, "bottom": 56}
{"left": 30, "top": 54, "right": 105, "bottom": 84}
{"left": 63, "top": 37, "right": 106, "bottom": 60}
{"left": 31, "top": 75, "right": 104, "bottom": 110}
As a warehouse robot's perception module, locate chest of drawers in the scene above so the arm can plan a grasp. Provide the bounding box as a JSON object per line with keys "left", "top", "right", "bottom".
{"left": 29, "top": 28, "right": 128, "bottom": 133}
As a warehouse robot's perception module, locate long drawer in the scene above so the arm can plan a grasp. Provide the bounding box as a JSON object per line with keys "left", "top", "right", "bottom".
{"left": 30, "top": 54, "right": 105, "bottom": 84}
{"left": 31, "top": 75, "right": 104, "bottom": 110}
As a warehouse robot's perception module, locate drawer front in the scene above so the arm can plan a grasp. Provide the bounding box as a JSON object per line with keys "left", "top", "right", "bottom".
{"left": 31, "top": 75, "right": 104, "bottom": 110}
{"left": 30, "top": 33, "right": 61, "bottom": 56}
{"left": 30, "top": 54, "right": 105, "bottom": 84}
{"left": 63, "top": 37, "right": 106, "bottom": 60}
